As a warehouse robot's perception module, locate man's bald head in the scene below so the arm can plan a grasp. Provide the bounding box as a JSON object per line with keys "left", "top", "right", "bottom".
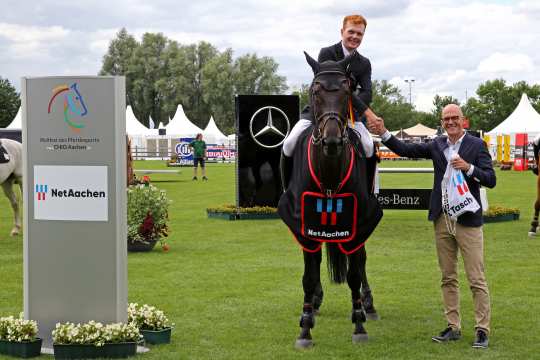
{"left": 441, "top": 103, "right": 465, "bottom": 141}
{"left": 442, "top": 104, "right": 463, "bottom": 119}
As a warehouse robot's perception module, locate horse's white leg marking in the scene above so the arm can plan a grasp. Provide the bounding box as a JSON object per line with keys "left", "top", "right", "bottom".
{"left": 2, "top": 178, "right": 21, "bottom": 236}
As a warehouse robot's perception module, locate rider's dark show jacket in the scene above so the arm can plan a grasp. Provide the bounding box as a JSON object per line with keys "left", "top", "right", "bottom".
{"left": 318, "top": 42, "right": 372, "bottom": 115}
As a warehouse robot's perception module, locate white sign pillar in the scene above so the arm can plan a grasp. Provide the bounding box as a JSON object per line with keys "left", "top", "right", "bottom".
{"left": 22, "top": 77, "right": 127, "bottom": 348}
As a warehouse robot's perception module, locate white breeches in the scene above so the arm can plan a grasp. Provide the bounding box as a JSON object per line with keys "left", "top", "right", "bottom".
{"left": 283, "top": 119, "right": 374, "bottom": 158}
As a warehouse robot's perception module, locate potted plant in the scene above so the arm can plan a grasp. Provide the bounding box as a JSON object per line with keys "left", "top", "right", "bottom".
{"left": 127, "top": 303, "right": 173, "bottom": 345}
{"left": 206, "top": 204, "right": 279, "bottom": 220}
{"left": 52, "top": 321, "right": 141, "bottom": 359}
{"left": 0, "top": 314, "right": 42, "bottom": 358}
{"left": 483, "top": 205, "right": 520, "bottom": 223}
{"left": 127, "top": 182, "right": 170, "bottom": 252}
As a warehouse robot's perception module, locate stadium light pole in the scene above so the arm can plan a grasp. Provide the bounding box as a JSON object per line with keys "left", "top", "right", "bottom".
{"left": 404, "top": 78, "right": 415, "bottom": 106}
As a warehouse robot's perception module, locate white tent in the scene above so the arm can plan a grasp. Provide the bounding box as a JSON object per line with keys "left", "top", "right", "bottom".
{"left": 487, "top": 93, "right": 540, "bottom": 143}
{"left": 6, "top": 107, "right": 21, "bottom": 129}
{"left": 166, "top": 105, "right": 202, "bottom": 137}
{"left": 202, "top": 116, "right": 228, "bottom": 144}
{"left": 126, "top": 106, "right": 153, "bottom": 136}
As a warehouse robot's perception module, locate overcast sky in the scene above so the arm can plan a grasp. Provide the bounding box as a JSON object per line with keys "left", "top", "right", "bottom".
{"left": 1, "top": 0, "right": 538, "bottom": 112}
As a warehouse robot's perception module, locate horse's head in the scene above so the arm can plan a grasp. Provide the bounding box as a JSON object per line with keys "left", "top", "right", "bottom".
{"left": 48, "top": 83, "right": 88, "bottom": 132}
{"left": 66, "top": 83, "right": 88, "bottom": 117}
{"left": 305, "top": 51, "right": 352, "bottom": 157}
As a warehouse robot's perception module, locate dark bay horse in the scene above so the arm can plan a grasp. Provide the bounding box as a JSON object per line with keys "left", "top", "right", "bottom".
{"left": 278, "top": 52, "right": 382, "bottom": 348}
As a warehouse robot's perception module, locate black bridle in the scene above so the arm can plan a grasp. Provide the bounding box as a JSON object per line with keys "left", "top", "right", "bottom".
{"left": 309, "top": 70, "right": 351, "bottom": 146}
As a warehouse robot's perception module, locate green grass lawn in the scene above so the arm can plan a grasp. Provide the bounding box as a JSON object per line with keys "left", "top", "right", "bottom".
{"left": 1, "top": 160, "right": 539, "bottom": 359}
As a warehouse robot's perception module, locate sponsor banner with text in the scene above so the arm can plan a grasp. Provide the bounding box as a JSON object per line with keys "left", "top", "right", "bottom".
{"left": 34, "top": 165, "right": 108, "bottom": 221}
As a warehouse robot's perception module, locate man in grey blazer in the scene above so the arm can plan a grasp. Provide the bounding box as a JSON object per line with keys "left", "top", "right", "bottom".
{"left": 368, "top": 104, "right": 496, "bottom": 349}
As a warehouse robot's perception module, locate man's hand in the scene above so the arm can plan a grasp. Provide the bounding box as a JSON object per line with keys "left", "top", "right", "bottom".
{"left": 450, "top": 155, "right": 471, "bottom": 172}
{"left": 365, "top": 108, "right": 386, "bottom": 136}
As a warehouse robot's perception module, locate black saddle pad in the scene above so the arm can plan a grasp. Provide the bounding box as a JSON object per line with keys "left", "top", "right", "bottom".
{"left": 0, "top": 145, "right": 10, "bottom": 164}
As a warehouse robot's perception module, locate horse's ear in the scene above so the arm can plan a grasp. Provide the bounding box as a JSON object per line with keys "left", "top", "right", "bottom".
{"left": 337, "top": 53, "right": 354, "bottom": 72}
{"left": 304, "top": 51, "right": 320, "bottom": 74}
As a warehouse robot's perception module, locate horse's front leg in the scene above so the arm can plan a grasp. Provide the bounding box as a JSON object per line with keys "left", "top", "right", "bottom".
{"left": 358, "top": 246, "right": 379, "bottom": 320}
{"left": 1, "top": 179, "right": 21, "bottom": 236}
{"left": 295, "top": 250, "right": 322, "bottom": 349}
{"left": 529, "top": 199, "right": 540, "bottom": 237}
{"left": 348, "top": 251, "right": 368, "bottom": 343}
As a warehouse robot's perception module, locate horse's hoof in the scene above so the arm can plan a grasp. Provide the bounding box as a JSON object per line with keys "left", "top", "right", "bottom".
{"left": 295, "top": 338, "right": 314, "bottom": 349}
{"left": 366, "top": 312, "right": 379, "bottom": 321}
{"left": 528, "top": 231, "right": 537, "bottom": 237}
{"left": 352, "top": 333, "right": 369, "bottom": 343}
{"left": 10, "top": 230, "right": 20, "bottom": 236}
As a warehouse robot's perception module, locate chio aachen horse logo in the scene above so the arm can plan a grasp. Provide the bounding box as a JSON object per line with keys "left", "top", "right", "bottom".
{"left": 47, "top": 83, "right": 88, "bottom": 132}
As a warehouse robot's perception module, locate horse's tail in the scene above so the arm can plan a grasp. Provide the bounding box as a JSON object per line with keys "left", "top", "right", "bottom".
{"left": 325, "top": 243, "right": 348, "bottom": 284}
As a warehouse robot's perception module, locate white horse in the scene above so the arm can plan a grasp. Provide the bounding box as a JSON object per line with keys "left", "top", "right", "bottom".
{"left": 0, "top": 138, "right": 23, "bottom": 236}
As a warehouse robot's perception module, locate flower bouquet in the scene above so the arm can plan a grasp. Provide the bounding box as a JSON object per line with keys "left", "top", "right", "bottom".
{"left": 127, "top": 182, "right": 170, "bottom": 252}
{"left": 0, "top": 314, "right": 42, "bottom": 358}
{"left": 127, "top": 303, "right": 173, "bottom": 344}
{"left": 52, "top": 321, "right": 141, "bottom": 359}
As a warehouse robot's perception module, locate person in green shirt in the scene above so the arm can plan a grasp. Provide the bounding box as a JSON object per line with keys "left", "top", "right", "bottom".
{"left": 189, "top": 133, "right": 207, "bottom": 180}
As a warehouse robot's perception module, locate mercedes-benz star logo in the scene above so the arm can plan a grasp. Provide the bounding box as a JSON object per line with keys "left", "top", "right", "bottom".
{"left": 249, "top": 106, "right": 291, "bottom": 149}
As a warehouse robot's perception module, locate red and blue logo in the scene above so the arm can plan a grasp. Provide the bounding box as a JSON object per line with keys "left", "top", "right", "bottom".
{"left": 453, "top": 171, "right": 469, "bottom": 195}
{"left": 316, "top": 198, "right": 343, "bottom": 226}
{"left": 35, "top": 184, "right": 48, "bottom": 201}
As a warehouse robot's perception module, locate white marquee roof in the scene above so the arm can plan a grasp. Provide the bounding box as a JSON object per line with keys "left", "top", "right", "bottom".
{"left": 487, "top": 93, "right": 540, "bottom": 142}
{"left": 6, "top": 107, "right": 21, "bottom": 129}
{"left": 166, "top": 105, "right": 202, "bottom": 136}
{"left": 203, "top": 116, "right": 228, "bottom": 144}
{"left": 126, "top": 106, "right": 154, "bottom": 136}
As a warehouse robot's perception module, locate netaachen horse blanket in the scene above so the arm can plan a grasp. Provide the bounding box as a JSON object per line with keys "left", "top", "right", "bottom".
{"left": 278, "top": 127, "right": 382, "bottom": 254}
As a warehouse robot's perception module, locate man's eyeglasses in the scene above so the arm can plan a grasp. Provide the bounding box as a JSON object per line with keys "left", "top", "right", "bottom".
{"left": 441, "top": 115, "right": 461, "bottom": 123}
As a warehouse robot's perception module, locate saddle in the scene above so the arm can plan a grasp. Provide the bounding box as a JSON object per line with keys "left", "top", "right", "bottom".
{"left": 0, "top": 142, "right": 10, "bottom": 164}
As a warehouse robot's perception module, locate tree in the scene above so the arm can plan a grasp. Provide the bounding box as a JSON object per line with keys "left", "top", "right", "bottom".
{"left": 99, "top": 28, "right": 138, "bottom": 110}
{"left": 370, "top": 80, "right": 416, "bottom": 131}
{"left": 463, "top": 79, "right": 540, "bottom": 131}
{"left": 99, "top": 31, "right": 288, "bottom": 132}
{"left": 291, "top": 84, "right": 310, "bottom": 111}
{"left": 233, "top": 54, "right": 287, "bottom": 95}
{"left": 127, "top": 33, "right": 170, "bottom": 127}
{"left": 201, "top": 49, "right": 235, "bottom": 133}
{"left": 0, "top": 77, "right": 20, "bottom": 128}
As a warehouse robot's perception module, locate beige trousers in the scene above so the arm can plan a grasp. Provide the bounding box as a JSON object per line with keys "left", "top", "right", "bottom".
{"left": 434, "top": 215, "right": 491, "bottom": 333}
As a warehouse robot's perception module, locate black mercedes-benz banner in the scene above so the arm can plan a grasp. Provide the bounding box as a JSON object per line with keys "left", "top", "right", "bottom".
{"left": 376, "top": 189, "right": 431, "bottom": 210}
{"left": 235, "top": 95, "right": 299, "bottom": 207}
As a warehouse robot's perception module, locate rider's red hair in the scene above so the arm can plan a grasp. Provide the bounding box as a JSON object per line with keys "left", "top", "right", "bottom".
{"left": 343, "top": 14, "right": 367, "bottom": 29}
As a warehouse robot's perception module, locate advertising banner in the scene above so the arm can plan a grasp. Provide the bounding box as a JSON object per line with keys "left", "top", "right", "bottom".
{"left": 33, "top": 165, "right": 108, "bottom": 221}
{"left": 235, "top": 95, "right": 299, "bottom": 207}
